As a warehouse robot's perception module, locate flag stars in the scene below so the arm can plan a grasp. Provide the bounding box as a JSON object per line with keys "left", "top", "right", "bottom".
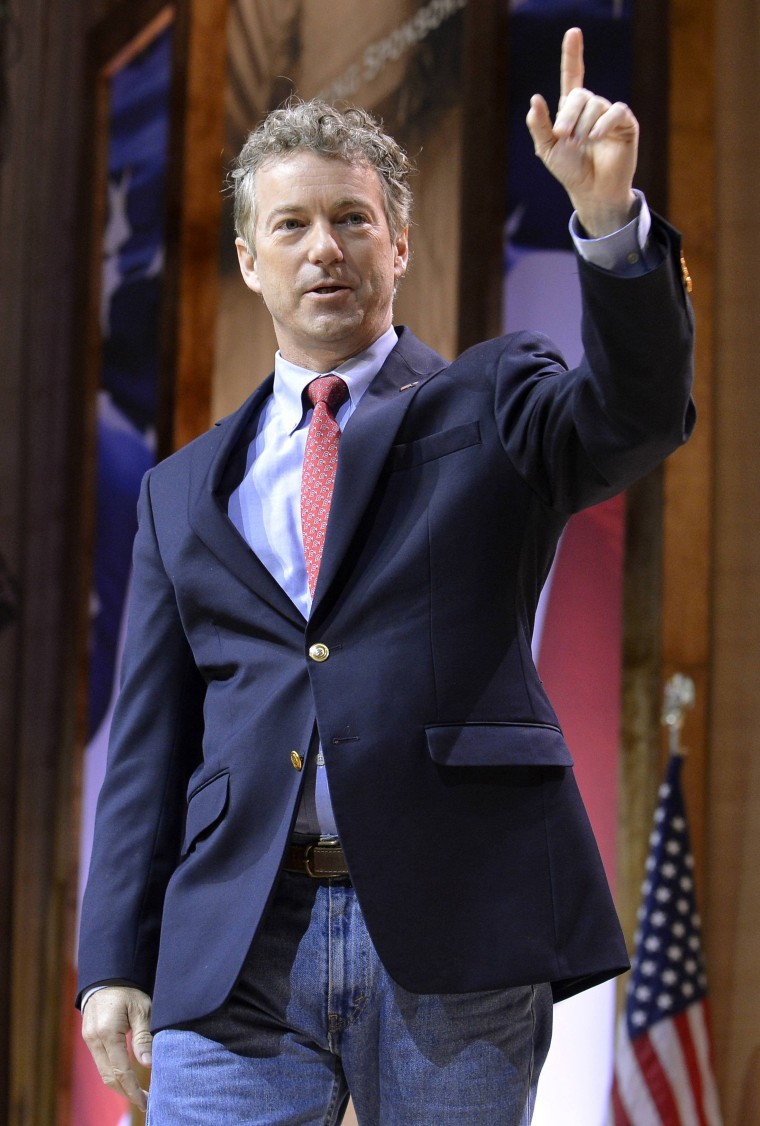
{"left": 644, "top": 936, "right": 661, "bottom": 951}
{"left": 667, "top": 945, "right": 683, "bottom": 961}
{"left": 655, "top": 887, "right": 672, "bottom": 903}
{"left": 666, "top": 839, "right": 682, "bottom": 855}
{"left": 657, "top": 993, "right": 674, "bottom": 1009}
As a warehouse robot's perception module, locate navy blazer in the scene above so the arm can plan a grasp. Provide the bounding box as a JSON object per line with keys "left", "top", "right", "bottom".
{"left": 78, "top": 218, "right": 695, "bottom": 1031}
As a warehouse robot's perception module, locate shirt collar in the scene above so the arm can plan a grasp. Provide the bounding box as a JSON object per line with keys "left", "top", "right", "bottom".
{"left": 273, "top": 326, "right": 399, "bottom": 435}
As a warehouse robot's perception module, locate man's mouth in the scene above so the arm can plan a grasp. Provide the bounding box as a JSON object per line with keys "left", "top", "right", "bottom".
{"left": 308, "top": 283, "right": 350, "bottom": 296}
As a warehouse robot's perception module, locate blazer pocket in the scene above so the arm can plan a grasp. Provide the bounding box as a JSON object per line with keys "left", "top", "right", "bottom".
{"left": 181, "top": 771, "right": 230, "bottom": 856}
{"left": 425, "top": 722, "right": 573, "bottom": 767}
{"left": 388, "top": 421, "right": 481, "bottom": 470}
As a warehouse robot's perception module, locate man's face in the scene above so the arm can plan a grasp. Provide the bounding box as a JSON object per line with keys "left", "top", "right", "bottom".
{"left": 236, "top": 151, "right": 409, "bottom": 372}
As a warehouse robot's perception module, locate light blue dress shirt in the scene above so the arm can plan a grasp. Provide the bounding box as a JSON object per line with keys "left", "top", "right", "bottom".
{"left": 228, "top": 326, "right": 399, "bottom": 836}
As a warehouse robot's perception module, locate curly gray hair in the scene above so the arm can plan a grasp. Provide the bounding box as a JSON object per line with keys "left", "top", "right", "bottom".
{"left": 229, "top": 100, "right": 414, "bottom": 250}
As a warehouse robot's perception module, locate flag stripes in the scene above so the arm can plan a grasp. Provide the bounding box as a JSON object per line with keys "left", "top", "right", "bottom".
{"left": 613, "top": 1005, "right": 722, "bottom": 1125}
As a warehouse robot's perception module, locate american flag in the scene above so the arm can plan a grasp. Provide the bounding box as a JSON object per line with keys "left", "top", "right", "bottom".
{"left": 611, "top": 753, "right": 723, "bottom": 1125}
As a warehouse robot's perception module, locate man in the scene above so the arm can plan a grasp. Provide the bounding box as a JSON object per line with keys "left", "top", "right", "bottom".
{"left": 79, "top": 29, "right": 694, "bottom": 1125}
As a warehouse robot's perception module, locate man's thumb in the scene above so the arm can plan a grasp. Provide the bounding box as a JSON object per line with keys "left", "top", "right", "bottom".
{"left": 526, "top": 94, "right": 554, "bottom": 159}
{"left": 132, "top": 1024, "right": 153, "bottom": 1067}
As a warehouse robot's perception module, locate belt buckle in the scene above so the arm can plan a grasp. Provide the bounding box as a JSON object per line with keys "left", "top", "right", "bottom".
{"left": 303, "top": 839, "right": 339, "bottom": 878}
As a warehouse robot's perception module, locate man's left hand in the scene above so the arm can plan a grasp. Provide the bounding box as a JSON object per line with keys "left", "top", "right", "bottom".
{"left": 526, "top": 27, "right": 639, "bottom": 238}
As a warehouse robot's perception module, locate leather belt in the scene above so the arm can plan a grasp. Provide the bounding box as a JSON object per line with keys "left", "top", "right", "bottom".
{"left": 283, "top": 839, "right": 350, "bottom": 879}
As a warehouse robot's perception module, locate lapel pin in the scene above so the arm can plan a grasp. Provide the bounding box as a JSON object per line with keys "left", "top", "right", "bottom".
{"left": 680, "top": 253, "right": 693, "bottom": 293}
{"left": 399, "top": 381, "right": 419, "bottom": 392}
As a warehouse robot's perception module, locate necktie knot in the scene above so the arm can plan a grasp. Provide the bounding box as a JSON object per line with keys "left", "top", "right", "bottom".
{"left": 306, "top": 375, "right": 349, "bottom": 415}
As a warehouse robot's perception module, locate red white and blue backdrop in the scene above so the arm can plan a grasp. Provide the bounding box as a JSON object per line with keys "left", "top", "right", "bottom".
{"left": 70, "top": 14, "right": 174, "bottom": 1125}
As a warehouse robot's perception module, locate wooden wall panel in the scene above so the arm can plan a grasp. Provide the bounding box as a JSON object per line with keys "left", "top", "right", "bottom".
{"left": 0, "top": 2, "right": 91, "bottom": 1122}
{"left": 665, "top": 0, "right": 760, "bottom": 1118}
{"left": 709, "top": 2, "right": 760, "bottom": 1119}
{"left": 163, "top": 0, "right": 228, "bottom": 452}
{"left": 617, "top": 0, "right": 672, "bottom": 948}
{"left": 618, "top": 0, "right": 716, "bottom": 969}
{"left": 664, "top": 0, "right": 716, "bottom": 893}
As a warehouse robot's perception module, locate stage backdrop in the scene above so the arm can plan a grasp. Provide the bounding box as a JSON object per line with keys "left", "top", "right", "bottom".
{"left": 69, "top": 9, "right": 175, "bottom": 1125}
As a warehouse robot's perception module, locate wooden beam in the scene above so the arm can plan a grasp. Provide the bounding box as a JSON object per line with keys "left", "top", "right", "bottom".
{"left": 456, "top": 0, "right": 509, "bottom": 352}
{"left": 617, "top": 0, "right": 715, "bottom": 958}
{"left": 616, "top": 0, "right": 671, "bottom": 947}
{"left": 162, "top": 0, "right": 229, "bottom": 455}
{"left": 663, "top": 0, "right": 715, "bottom": 895}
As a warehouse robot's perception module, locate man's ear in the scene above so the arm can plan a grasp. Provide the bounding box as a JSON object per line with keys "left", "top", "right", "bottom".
{"left": 393, "top": 227, "right": 409, "bottom": 281}
{"left": 235, "top": 237, "right": 262, "bottom": 295}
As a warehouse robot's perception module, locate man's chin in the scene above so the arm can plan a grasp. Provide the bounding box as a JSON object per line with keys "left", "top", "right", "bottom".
{"left": 300, "top": 313, "right": 370, "bottom": 350}
{"left": 281, "top": 317, "right": 386, "bottom": 370}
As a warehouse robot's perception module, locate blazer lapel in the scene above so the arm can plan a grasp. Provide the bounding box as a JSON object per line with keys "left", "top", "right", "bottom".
{"left": 188, "top": 329, "right": 447, "bottom": 624}
{"left": 311, "top": 328, "right": 447, "bottom": 611}
{"left": 189, "top": 376, "right": 306, "bottom": 627}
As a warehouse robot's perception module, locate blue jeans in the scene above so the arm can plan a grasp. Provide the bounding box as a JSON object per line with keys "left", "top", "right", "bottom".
{"left": 147, "top": 872, "right": 552, "bottom": 1125}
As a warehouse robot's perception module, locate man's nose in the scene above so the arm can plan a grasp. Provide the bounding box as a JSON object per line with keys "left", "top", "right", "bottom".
{"left": 307, "top": 221, "right": 344, "bottom": 264}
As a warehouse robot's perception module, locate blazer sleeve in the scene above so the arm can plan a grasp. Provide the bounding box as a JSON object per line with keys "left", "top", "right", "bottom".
{"left": 76, "top": 468, "right": 205, "bottom": 1003}
{"left": 494, "top": 214, "right": 696, "bottom": 513}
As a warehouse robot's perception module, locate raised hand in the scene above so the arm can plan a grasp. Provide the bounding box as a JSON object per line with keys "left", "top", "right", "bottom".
{"left": 526, "top": 27, "right": 638, "bottom": 238}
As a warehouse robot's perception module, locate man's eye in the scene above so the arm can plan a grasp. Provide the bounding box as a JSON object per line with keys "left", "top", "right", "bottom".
{"left": 278, "top": 218, "right": 302, "bottom": 231}
{"left": 344, "top": 213, "right": 367, "bottom": 226}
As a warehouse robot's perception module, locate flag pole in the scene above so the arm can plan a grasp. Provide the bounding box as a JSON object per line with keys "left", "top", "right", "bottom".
{"left": 661, "top": 672, "right": 695, "bottom": 757}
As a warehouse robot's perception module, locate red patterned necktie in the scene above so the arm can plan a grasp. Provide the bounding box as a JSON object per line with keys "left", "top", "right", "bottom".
{"left": 301, "top": 375, "right": 349, "bottom": 596}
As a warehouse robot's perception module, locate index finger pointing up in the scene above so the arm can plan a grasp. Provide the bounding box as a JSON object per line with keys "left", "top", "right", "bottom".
{"left": 560, "top": 27, "right": 585, "bottom": 104}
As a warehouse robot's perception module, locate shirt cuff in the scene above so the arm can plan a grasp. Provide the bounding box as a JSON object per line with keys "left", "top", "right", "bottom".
{"left": 570, "top": 190, "right": 660, "bottom": 276}
{"left": 80, "top": 979, "right": 144, "bottom": 1011}
{"left": 80, "top": 985, "right": 105, "bottom": 1011}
